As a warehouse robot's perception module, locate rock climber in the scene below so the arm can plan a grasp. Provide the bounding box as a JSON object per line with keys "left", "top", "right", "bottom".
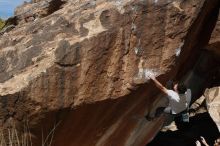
{"left": 146, "top": 75, "right": 191, "bottom": 126}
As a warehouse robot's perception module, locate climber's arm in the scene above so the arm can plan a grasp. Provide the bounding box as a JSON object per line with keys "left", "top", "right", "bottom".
{"left": 149, "top": 76, "right": 168, "bottom": 95}
{"left": 200, "top": 137, "right": 209, "bottom": 146}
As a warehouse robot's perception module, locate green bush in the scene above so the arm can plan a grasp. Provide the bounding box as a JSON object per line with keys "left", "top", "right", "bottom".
{"left": 0, "top": 18, "right": 5, "bottom": 30}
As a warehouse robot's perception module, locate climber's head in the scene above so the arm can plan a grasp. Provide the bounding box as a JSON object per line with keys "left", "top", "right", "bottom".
{"left": 174, "top": 82, "right": 187, "bottom": 94}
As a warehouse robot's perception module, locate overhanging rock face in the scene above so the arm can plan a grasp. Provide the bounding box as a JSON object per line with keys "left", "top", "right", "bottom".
{"left": 0, "top": 0, "right": 219, "bottom": 146}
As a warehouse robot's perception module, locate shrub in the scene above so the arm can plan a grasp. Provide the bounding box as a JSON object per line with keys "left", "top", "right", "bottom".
{"left": 0, "top": 18, "right": 5, "bottom": 30}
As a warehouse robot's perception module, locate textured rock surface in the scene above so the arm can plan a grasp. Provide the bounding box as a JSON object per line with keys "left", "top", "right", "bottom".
{"left": 14, "top": 0, "right": 66, "bottom": 24}
{"left": 205, "top": 87, "right": 220, "bottom": 132}
{"left": 0, "top": 0, "right": 219, "bottom": 146}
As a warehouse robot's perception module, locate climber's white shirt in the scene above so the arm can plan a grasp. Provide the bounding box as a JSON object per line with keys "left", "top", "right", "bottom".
{"left": 165, "top": 89, "right": 191, "bottom": 114}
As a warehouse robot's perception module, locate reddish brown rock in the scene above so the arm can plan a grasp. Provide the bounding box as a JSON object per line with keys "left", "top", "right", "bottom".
{"left": 0, "top": 0, "right": 219, "bottom": 146}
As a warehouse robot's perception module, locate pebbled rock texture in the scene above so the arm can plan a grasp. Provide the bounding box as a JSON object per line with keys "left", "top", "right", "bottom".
{"left": 0, "top": 0, "right": 219, "bottom": 146}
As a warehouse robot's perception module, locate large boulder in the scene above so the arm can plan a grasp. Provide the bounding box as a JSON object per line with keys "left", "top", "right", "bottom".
{"left": 0, "top": 0, "right": 219, "bottom": 145}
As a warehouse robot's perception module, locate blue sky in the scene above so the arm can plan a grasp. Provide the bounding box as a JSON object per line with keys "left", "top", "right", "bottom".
{"left": 0, "top": 0, "right": 30, "bottom": 19}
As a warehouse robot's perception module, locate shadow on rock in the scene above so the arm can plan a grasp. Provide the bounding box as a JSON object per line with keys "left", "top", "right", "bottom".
{"left": 147, "top": 112, "right": 220, "bottom": 146}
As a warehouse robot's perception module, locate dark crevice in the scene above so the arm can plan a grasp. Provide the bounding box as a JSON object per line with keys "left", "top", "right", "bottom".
{"left": 176, "top": 0, "right": 220, "bottom": 80}
{"left": 148, "top": 113, "right": 219, "bottom": 146}
{"left": 55, "top": 62, "right": 78, "bottom": 68}
{"left": 44, "top": 0, "right": 66, "bottom": 17}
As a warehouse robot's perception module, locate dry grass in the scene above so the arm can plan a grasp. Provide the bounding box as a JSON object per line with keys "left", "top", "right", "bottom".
{"left": 0, "top": 121, "right": 60, "bottom": 146}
